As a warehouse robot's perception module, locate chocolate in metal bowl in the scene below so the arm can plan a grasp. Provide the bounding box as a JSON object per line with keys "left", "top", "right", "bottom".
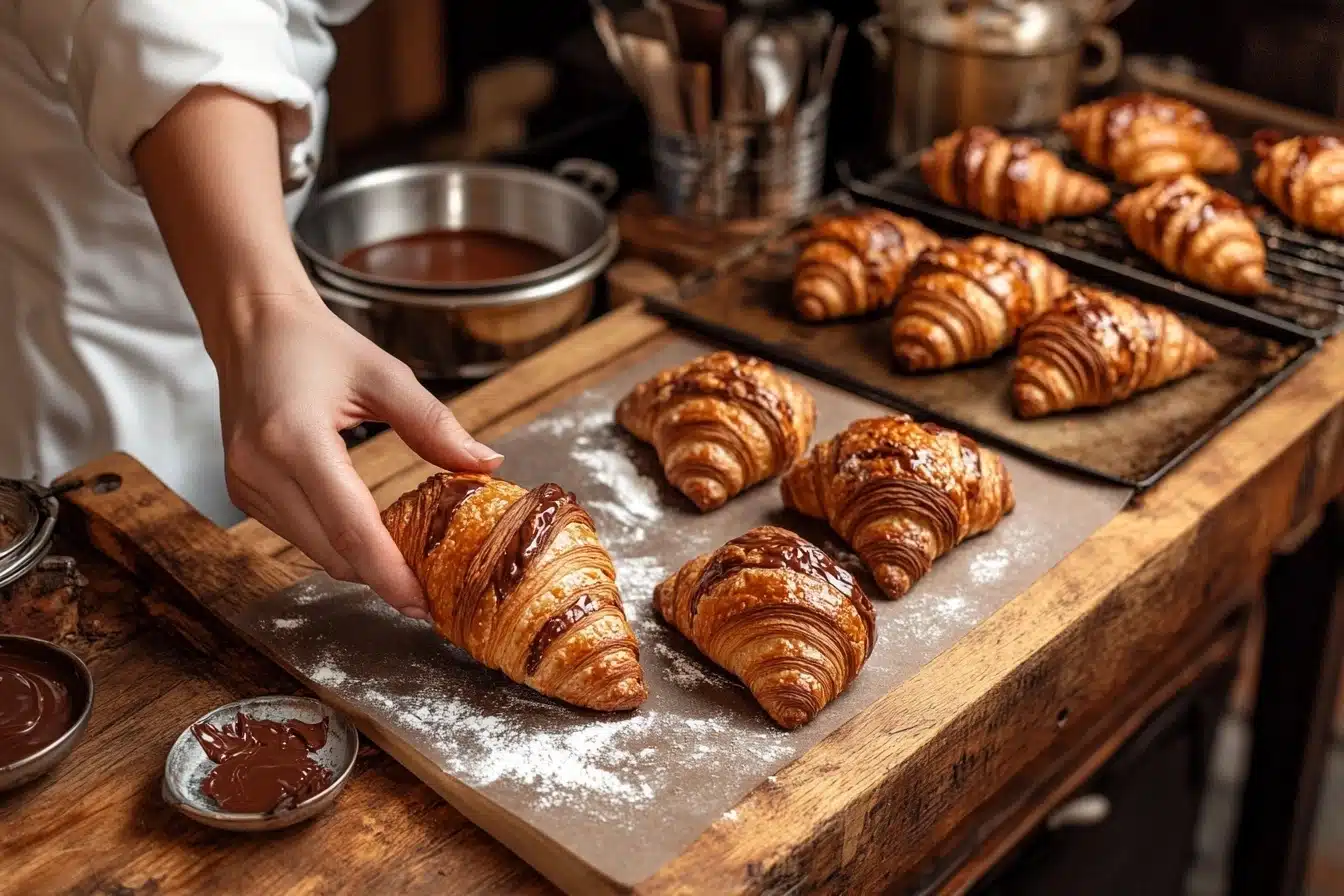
{"left": 162, "top": 695, "right": 359, "bottom": 832}
{"left": 295, "top": 159, "right": 621, "bottom": 380}
{"left": 0, "top": 635, "right": 94, "bottom": 792}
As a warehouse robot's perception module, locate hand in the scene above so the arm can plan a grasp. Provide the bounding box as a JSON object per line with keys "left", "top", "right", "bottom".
{"left": 214, "top": 291, "right": 503, "bottom": 618}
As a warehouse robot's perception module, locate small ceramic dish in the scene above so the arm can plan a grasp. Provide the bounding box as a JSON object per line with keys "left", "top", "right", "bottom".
{"left": 0, "top": 635, "right": 94, "bottom": 792}
{"left": 162, "top": 695, "right": 359, "bottom": 832}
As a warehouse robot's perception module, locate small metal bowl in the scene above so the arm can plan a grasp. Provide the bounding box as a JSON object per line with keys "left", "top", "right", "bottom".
{"left": 162, "top": 695, "right": 359, "bottom": 832}
{"left": 0, "top": 635, "right": 94, "bottom": 792}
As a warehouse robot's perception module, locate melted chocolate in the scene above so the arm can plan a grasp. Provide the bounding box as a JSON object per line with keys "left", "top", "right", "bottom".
{"left": 426, "top": 477, "right": 487, "bottom": 555}
{"left": 340, "top": 229, "right": 563, "bottom": 284}
{"left": 658, "top": 359, "right": 791, "bottom": 459}
{"left": 525, "top": 593, "right": 603, "bottom": 676}
{"left": 0, "top": 651, "right": 75, "bottom": 766}
{"left": 690, "top": 529, "right": 875, "bottom": 652}
{"left": 191, "top": 713, "right": 332, "bottom": 813}
{"left": 492, "top": 484, "right": 577, "bottom": 599}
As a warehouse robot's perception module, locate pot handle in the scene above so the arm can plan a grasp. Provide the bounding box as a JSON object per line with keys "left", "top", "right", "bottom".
{"left": 858, "top": 16, "right": 890, "bottom": 65}
{"left": 554, "top": 158, "right": 620, "bottom": 205}
{"left": 1079, "top": 26, "right": 1123, "bottom": 88}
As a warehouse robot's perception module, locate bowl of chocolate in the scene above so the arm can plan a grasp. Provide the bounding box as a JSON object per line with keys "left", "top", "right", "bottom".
{"left": 296, "top": 159, "right": 621, "bottom": 381}
{"left": 0, "top": 635, "right": 94, "bottom": 792}
{"left": 163, "top": 695, "right": 359, "bottom": 832}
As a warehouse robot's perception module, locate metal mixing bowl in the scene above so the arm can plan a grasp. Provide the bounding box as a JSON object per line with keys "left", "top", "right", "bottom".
{"left": 0, "top": 635, "right": 94, "bottom": 792}
{"left": 295, "top": 159, "right": 620, "bottom": 380}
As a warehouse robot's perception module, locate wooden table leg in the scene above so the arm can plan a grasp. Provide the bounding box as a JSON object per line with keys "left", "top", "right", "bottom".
{"left": 1230, "top": 502, "right": 1344, "bottom": 896}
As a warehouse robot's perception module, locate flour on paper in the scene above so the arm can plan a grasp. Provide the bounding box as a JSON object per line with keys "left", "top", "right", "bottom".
{"left": 270, "top": 618, "right": 303, "bottom": 630}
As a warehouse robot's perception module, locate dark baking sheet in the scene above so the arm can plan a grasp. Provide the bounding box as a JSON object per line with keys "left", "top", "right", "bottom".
{"left": 229, "top": 336, "right": 1131, "bottom": 892}
{"left": 647, "top": 194, "right": 1317, "bottom": 488}
{"left": 842, "top": 140, "right": 1344, "bottom": 337}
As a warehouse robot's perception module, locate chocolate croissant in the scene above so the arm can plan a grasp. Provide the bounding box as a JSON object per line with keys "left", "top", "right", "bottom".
{"left": 1115, "top": 175, "right": 1269, "bottom": 295}
{"left": 1253, "top": 131, "right": 1344, "bottom": 237}
{"left": 792, "top": 210, "right": 942, "bottom": 321}
{"left": 381, "top": 473, "right": 647, "bottom": 711}
{"left": 781, "top": 416, "right": 1014, "bottom": 601}
{"left": 921, "top": 126, "right": 1111, "bottom": 226}
{"left": 890, "top": 236, "right": 1068, "bottom": 372}
{"left": 616, "top": 352, "right": 816, "bottom": 512}
{"left": 1060, "top": 93, "right": 1240, "bottom": 184}
{"left": 1013, "top": 286, "right": 1219, "bottom": 418}
{"left": 655, "top": 526, "right": 875, "bottom": 729}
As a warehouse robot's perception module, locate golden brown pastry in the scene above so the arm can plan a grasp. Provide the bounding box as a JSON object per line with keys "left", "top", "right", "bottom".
{"left": 781, "top": 416, "right": 1014, "bottom": 601}
{"left": 890, "top": 236, "right": 1069, "bottom": 372}
{"left": 1013, "top": 286, "right": 1219, "bottom": 418}
{"left": 1253, "top": 130, "right": 1344, "bottom": 237}
{"left": 920, "top": 126, "right": 1111, "bottom": 226}
{"left": 616, "top": 352, "right": 816, "bottom": 512}
{"left": 655, "top": 526, "right": 875, "bottom": 729}
{"left": 382, "top": 472, "right": 647, "bottom": 711}
{"left": 1115, "top": 175, "right": 1269, "bottom": 295}
{"left": 1060, "top": 93, "right": 1240, "bottom": 184}
{"left": 792, "top": 210, "right": 942, "bottom": 321}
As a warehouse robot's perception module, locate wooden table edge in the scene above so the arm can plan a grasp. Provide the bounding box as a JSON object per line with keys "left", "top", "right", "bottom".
{"left": 223, "top": 307, "right": 1344, "bottom": 894}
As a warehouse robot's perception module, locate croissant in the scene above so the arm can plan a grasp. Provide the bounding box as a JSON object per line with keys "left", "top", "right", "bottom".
{"left": 381, "top": 472, "right": 647, "bottom": 711}
{"left": 1115, "top": 175, "right": 1269, "bottom": 296}
{"left": 1253, "top": 130, "right": 1344, "bottom": 237}
{"left": 1013, "top": 286, "right": 1219, "bottom": 418}
{"left": 654, "top": 526, "right": 875, "bottom": 729}
{"left": 792, "top": 210, "right": 942, "bottom": 321}
{"left": 920, "top": 126, "right": 1111, "bottom": 226}
{"left": 781, "top": 416, "right": 1014, "bottom": 600}
{"left": 616, "top": 352, "right": 816, "bottom": 512}
{"left": 1060, "top": 93, "right": 1240, "bottom": 184}
{"left": 890, "top": 236, "right": 1068, "bottom": 372}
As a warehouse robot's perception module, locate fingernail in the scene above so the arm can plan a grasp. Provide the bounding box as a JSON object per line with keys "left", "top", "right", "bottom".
{"left": 401, "top": 607, "right": 432, "bottom": 621}
{"left": 466, "top": 439, "right": 504, "bottom": 463}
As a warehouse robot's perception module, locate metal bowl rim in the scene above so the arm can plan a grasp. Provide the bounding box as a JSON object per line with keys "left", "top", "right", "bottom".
{"left": 162, "top": 695, "right": 359, "bottom": 827}
{"left": 310, "top": 225, "right": 619, "bottom": 310}
{"left": 0, "top": 635, "right": 95, "bottom": 777}
{"left": 294, "top": 160, "right": 614, "bottom": 293}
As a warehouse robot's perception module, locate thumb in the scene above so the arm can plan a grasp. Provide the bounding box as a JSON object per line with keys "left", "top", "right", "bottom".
{"left": 366, "top": 362, "right": 503, "bottom": 472}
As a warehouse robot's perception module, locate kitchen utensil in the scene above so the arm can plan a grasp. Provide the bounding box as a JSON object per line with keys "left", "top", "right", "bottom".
{"left": 621, "top": 33, "right": 687, "bottom": 133}
{"left": 162, "top": 696, "right": 359, "bottom": 832}
{"left": 589, "top": 2, "right": 634, "bottom": 89}
{"left": 295, "top": 160, "right": 620, "bottom": 379}
{"left": 664, "top": 0, "right": 728, "bottom": 65}
{"left": 646, "top": 0, "right": 682, "bottom": 60}
{"left": 864, "top": 0, "right": 1123, "bottom": 157}
{"left": 0, "top": 636, "right": 93, "bottom": 792}
{"left": 0, "top": 478, "right": 82, "bottom": 590}
{"left": 680, "top": 61, "right": 714, "bottom": 137}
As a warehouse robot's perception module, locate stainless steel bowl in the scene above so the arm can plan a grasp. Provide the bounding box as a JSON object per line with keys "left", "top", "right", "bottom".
{"left": 0, "top": 635, "right": 94, "bottom": 792}
{"left": 296, "top": 159, "right": 620, "bottom": 380}
{"left": 162, "top": 695, "right": 359, "bottom": 832}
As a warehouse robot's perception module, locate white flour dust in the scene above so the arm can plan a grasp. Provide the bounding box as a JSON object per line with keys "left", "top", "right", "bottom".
{"left": 654, "top": 641, "right": 732, "bottom": 691}
{"left": 969, "top": 547, "right": 1014, "bottom": 586}
{"left": 270, "top": 618, "right": 303, "bottom": 630}
{"left": 310, "top": 664, "right": 348, "bottom": 687}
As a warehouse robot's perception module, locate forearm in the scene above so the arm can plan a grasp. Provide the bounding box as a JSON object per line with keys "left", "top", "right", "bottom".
{"left": 133, "top": 86, "right": 318, "bottom": 366}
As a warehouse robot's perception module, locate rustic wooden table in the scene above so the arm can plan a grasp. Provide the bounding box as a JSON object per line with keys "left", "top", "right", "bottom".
{"left": 6, "top": 197, "right": 1344, "bottom": 892}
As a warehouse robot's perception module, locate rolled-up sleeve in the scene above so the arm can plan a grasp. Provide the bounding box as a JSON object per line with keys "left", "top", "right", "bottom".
{"left": 14, "top": 0, "right": 319, "bottom": 187}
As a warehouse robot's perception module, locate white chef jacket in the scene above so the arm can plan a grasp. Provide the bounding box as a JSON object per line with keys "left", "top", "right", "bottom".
{"left": 0, "top": 0, "right": 372, "bottom": 524}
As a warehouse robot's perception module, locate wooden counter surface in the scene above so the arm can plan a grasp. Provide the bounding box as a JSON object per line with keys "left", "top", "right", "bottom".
{"left": 7, "top": 299, "right": 1344, "bottom": 894}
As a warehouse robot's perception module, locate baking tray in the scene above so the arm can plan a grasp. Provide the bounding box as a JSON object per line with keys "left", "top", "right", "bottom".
{"left": 645, "top": 193, "right": 1319, "bottom": 489}
{"left": 841, "top": 137, "right": 1344, "bottom": 338}
{"left": 230, "top": 335, "right": 1132, "bottom": 892}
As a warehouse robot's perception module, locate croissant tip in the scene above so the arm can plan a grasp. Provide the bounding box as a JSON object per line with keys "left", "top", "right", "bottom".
{"left": 892, "top": 341, "right": 937, "bottom": 374}
{"left": 794, "top": 294, "right": 828, "bottom": 322}
{"left": 1011, "top": 383, "right": 1053, "bottom": 419}
{"left": 767, "top": 706, "right": 814, "bottom": 730}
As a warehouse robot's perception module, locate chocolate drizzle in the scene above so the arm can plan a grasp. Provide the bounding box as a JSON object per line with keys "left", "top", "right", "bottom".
{"left": 191, "top": 713, "right": 332, "bottom": 814}
{"left": 0, "top": 651, "right": 75, "bottom": 766}
{"left": 525, "top": 593, "right": 604, "bottom": 675}
{"left": 425, "top": 477, "right": 487, "bottom": 555}
{"left": 492, "top": 483, "right": 576, "bottom": 599}
{"left": 655, "top": 356, "right": 793, "bottom": 460}
{"left": 689, "top": 528, "right": 875, "bottom": 653}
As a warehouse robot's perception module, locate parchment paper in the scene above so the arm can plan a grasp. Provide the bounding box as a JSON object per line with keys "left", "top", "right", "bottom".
{"left": 231, "top": 336, "right": 1132, "bottom": 891}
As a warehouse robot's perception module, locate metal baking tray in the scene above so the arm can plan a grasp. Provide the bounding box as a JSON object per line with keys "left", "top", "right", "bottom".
{"left": 840, "top": 137, "right": 1344, "bottom": 338}
{"left": 645, "top": 193, "right": 1319, "bottom": 490}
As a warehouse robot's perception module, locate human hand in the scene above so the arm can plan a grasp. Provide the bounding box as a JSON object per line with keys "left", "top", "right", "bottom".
{"left": 213, "top": 291, "right": 503, "bottom": 618}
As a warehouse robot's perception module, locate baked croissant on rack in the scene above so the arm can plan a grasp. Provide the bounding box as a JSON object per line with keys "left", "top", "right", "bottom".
{"left": 781, "top": 416, "right": 1014, "bottom": 601}
{"left": 792, "top": 209, "right": 942, "bottom": 321}
{"left": 1012, "top": 286, "right": 1219, "bottom": 418}
{"left": 890, "top": 236, "right": 1069, "bottom": 372}
{"left": 1115, "top": 175, "right": 1269, "bottom": 295}
{"left": 382, "top": 472, "right": 647, "bottom": 711}
{"left": 1253, "top": 130, "right": 1344, "bottom": 237}
{"left": 616, "top": 352, "right": 816, "bottom": 512}
{"left": 1059, "top": 93, "right": 1241, "bottom": 184}
{"left": 655, "top": 526, "right": 876, "bottom": 729}
{"left": 920, "top": 126, "right": 1111, "bottom": 226}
